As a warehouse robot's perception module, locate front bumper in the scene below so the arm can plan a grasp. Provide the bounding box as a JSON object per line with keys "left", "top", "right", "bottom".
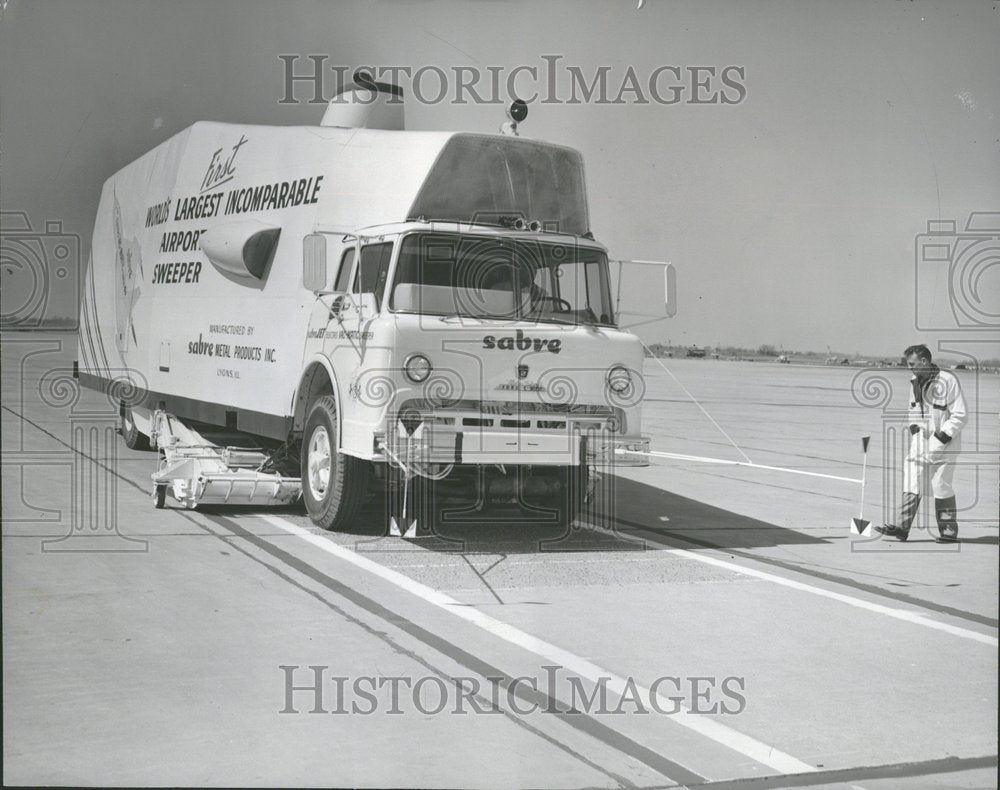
{"left": 375, "top": 423, "right": 649, "bottom": 467}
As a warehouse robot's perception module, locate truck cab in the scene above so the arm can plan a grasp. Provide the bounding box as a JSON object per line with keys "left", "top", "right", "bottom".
{"left": 297, "top": 219, "right": 653, "bottom": 532}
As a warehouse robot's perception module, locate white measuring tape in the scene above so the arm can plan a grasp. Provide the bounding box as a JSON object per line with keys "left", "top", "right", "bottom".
{"left": 614, "top": 448, "right": 864, "bottom": 484}
{"left": 616, "top": 438, "right": 874, "bottom": 534}
{"left": 636, "top": 349, "right": 874, "bottom": 533}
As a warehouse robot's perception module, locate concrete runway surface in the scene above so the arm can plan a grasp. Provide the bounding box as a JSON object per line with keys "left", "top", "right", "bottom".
{"left": 3, "top": 332, "right": 997, "bottom": 788}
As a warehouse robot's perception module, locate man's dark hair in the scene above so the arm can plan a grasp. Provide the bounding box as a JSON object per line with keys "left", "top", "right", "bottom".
{"left": 903, "top": 344, "right": 932, "bottom": 361}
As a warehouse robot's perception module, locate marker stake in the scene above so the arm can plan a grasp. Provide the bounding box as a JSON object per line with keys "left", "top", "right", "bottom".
{"left": 851, "top": 436, "right": 872, "bottom": 536}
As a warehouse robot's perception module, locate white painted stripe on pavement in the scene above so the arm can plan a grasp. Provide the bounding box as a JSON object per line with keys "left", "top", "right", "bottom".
{"left": 258, "top": 514, "right": 816, "bottom": 775}
{"left": 638, "top": 540, "right": 997, "bottom": 647}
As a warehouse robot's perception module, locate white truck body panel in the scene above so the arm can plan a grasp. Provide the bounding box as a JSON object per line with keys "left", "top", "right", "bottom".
{"left": 79, "top": 120, "right": 648, "bottom": 472}
{"left": 80, "top": 122, "right": 453, "bottom": 433}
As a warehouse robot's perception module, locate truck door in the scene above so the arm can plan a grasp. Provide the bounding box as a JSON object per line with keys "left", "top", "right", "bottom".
{"left": 302, "top": 235, "right": 395, "bottom": 455}
{"left": 335, "top": 240, "right": 394, "bottom": 455}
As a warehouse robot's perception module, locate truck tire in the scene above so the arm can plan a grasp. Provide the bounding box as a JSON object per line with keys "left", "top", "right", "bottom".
{"left": 121, "top": 405, "right": 151, "bottom": 451}
{"left": 301, "top": 395, "right": 370, "bottom": 531}
{"left": 556, "top": 464, "right": 587, "bottom": 527}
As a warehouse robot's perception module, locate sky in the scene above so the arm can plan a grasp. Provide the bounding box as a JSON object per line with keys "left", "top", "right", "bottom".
{"left": 1, "top": 0, "right": 998, "bottom": 357}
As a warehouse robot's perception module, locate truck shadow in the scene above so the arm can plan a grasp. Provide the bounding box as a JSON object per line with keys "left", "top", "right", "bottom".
{"left": 348, "top": 475, "right": 829, "bottom": 555}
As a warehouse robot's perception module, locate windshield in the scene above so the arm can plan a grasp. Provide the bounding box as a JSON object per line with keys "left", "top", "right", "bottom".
{"left": 390, "top": 233, "right": 615, "bottom": 326}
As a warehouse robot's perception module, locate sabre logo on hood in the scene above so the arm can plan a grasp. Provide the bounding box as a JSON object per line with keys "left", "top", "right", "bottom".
{"left": 483, "top": 330, "right": 562, "bottom": 354}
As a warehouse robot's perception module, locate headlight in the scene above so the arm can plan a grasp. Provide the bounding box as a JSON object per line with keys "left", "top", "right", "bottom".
{"left": 404, "top": 353, "right": 432, "bottom": 383}
{"left": 607, "top": 364, "right": 633, "bottom": 395}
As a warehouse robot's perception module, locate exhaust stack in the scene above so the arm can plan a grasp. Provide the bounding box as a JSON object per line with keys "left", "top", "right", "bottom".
{"left": 321, "top": 71, "right": 404, "bottom": 130}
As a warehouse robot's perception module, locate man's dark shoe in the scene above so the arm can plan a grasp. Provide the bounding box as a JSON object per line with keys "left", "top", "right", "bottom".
{"left": 875, "top": 523, "right": 909, "bottom": 542}
{"left": 935, "top": 528, "right": 959, "bottom": 544}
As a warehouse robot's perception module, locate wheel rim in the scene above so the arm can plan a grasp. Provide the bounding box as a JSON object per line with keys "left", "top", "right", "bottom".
{"left": 307, "top": 426, "right": 332, "bottom": 498}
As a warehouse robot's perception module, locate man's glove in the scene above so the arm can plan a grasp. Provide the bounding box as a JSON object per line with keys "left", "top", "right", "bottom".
{"left": 934, "top": 430, "right": 952, "bottom": 444}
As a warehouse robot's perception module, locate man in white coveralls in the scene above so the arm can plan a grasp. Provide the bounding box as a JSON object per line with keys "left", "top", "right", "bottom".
{"left": 876, "top": 344, "right": 968, "bottom": 543}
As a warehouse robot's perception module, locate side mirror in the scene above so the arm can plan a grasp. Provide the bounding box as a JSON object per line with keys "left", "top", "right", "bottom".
{"left": 610, "top": 259, "right": 677, "bottom": 329}
{"left": 303, "top": 233, "right": 328, "bottom": 291}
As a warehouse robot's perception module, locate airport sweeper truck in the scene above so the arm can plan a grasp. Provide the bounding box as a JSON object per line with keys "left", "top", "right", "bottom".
{"left": 77, "top": 77, "right": 672, "bottom": 534}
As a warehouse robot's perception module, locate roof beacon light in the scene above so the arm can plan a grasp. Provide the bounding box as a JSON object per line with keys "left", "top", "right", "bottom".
{"left": 500, "top": 99, "right": 528, "bottom": 136}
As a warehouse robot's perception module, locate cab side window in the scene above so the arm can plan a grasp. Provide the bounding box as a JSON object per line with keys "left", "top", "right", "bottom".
{"left": 353, "top": 242, "right": 393, "bottom": 310}
{"left": 334, "top": 248, "right": 354, "bottom": 292}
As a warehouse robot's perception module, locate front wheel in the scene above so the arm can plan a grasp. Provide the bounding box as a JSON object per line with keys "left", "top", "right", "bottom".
{"left": 301, "top": 396, "right": 370, "bottom": 531}
{"left": 554, "top": 464, "right": 588, "bottom": 527}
